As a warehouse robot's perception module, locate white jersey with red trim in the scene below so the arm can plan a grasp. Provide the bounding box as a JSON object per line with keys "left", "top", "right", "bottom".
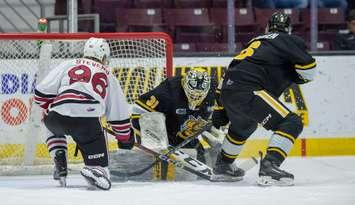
{"left": 34, "top": 58, "right": 129, "bottom": 123}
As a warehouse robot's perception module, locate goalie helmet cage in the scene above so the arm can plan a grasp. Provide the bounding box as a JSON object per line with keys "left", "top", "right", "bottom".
{"left": 0, "top": 32, "right": 173, "bottom": 175}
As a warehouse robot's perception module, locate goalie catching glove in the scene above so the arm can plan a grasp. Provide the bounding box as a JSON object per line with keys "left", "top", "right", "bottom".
{"left": 109, "top": 120, "right": 135, "bottom": 150}
{"left": 177, "top": 118, "right": 210, "bottom": 140}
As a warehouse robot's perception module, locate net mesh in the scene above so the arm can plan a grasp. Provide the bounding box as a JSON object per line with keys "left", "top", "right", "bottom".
{"left": 0, "top": 33, "right": 172, "bottom": 173}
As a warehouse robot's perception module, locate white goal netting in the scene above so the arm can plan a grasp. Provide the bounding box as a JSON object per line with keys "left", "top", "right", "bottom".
{"left": 0, "top": 33, "right": 173, "bottom": 174}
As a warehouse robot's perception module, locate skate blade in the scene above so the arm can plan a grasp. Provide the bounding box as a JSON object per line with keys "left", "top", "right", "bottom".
{"left": 58, "top": 177, "right": 67, "bottom": 187}
{"left": 210, "top": 174, "right": 243, "bottom": 182}
{"left": 257, "top": 176, "right": 294, "bottom": 186}
{"left": 80, "top": 168, "right": 111, "bottom": 190}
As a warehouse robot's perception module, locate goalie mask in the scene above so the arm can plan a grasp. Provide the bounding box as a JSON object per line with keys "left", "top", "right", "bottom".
{"left": 182, "top": 68, "right": 211, "bottom": 110}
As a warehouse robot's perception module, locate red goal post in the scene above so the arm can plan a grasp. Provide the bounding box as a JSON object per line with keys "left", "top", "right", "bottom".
{"left": 0, "top": 32, "right": 173, "bottom": 173}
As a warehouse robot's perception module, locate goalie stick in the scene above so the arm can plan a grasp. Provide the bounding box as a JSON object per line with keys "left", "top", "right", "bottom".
{"left": 104, "top": 119, "right": 211, "bottom": 175}
{"left": 104, "top": 124, "right": 258, "bottom": 181}
{"left": 105, "top": 119, "right": 211, "bottom": 178}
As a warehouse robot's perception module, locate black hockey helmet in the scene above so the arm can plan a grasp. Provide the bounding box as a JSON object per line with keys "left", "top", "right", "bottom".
{"left": 266, "top": 12, "right": 292, "bottom": 34}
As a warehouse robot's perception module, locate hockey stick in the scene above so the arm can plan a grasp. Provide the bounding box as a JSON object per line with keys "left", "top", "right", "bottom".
{"left": 104, "top": 120, "right": 212, "bottom": 178}
{"left": 135, "top": 143, "right": 216, "bottom": 181}
{"left": 105, "top": 124, "right": 258, "bottom": 181}
{"left": 159, "top": 120, "right": 213, "bottom": 161}
{"left": 132, "top": 142, "right": 258, "bottom": 182}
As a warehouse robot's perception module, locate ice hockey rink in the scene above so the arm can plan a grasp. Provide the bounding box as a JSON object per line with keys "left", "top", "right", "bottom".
{"left": 0, "top": 156, "right": 354, "bottom": 205}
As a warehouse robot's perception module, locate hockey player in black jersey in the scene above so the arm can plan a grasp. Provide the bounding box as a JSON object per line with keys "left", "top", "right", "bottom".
{"left": 213, "top": 12, "right": 317, "bottom": 186}
{"left": 132, "top": 67, "right": 223, "bottom": 163}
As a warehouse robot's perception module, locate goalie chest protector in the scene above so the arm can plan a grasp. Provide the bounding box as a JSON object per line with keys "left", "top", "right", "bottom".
{"left": 136, "top": 76, "right": 217, "bottom": 146}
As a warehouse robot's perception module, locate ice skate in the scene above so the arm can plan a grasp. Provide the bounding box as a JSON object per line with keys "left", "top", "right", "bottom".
{"left": 257, "top": 156, "right": 294, "bottom": 186}
{"left": 53, "top": 150, "right": 67, "bottom": 187}
{"left": 213, "top": 154, "right": 244, "bottom": 182}
{"left": 80, "top": 166, "right": 111, "bottom": 190}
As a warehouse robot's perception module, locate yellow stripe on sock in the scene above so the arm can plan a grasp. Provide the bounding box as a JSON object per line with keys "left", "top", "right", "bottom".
{"left": 222, "top": 151, "right": 239, "bottom": 159}
{"left": 267, "top": 147, "right": 287, "bottom": 159}
{"left": 275, "top": 131, "right": 296, "bottom": 143}
{"left": 226, "top": 134, "right": 245, "bottom": 145}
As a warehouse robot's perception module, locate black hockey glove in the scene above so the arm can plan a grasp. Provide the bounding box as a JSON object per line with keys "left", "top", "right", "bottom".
{"left": 212, "top": 108, "right": 229, "bottom": 129}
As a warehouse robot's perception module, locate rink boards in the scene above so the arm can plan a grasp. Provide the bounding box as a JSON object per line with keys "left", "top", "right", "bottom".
{"left": 0, "top": 55, "right": 355, "bottom": 158}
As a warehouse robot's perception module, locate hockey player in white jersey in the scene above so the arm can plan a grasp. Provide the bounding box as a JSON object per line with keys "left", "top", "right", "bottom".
{"left": 34, "top": 37, "right": 134, "bottom": 190}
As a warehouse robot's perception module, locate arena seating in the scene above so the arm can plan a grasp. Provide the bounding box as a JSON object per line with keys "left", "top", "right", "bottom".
{"left": 134, "top": 0, "right": 173, "bottom": 8}
{"left": 164, "top": 8, "right": 216, "bottom": 43}
{"left": 53, "top": 0, "right": 348, "bottom": 52}
{"left": 174, "top": 43, "right": 197, "bottom": 52}
{"left": 301, "top": 8, "right": 346, "bottom": 31}
{"left": 210, "top": 8, "right": 258, "bottom": 33}
{"left": 116, "top": 8, "right": 165, "bottom": 32}
{"left": 174, "top": 0, "right": 212, "bottom": 8}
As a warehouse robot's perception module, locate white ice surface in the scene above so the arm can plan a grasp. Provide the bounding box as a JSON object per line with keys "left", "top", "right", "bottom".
{"left": 0, "top": 156, "right": 354, "bottom": 205}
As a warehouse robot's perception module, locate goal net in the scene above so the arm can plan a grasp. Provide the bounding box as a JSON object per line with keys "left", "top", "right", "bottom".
{"left": 0, "top": 32, "right": 173, "bottom": 175}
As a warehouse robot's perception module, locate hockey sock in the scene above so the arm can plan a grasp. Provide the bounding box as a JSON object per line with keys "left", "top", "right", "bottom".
{"left": 266, "top": 131, "right": 297, "bottom": 166}
{"left": 46, "top": 135, "right": 67, "bottom": 159}
{"left": 220, "top": 133, "right": 247, "bottom": 164}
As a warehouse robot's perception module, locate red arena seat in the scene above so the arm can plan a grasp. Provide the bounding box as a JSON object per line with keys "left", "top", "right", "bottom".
{"left": 174, "top": 43, "right": 197, "bottom": 52}
{"left": 301, "top": 8, "right": 346, "bottom": 31}
{"left": 210, "top": 8, "right": 257, "bottom": 32}
{"left": 174, "top": 0, "right": 212, "bottom": 8}
{"left": 134, "top": 0, "right": 173, "bottom": 8}
{"left": 210, "top": 8, "right": 257, "bottom": 43}
{"left": 164, "top": 8, "right": 212, "bottom": 26}
{"left": 116, "top": 8, "right": 164, "bottom": 32}
{"left": 212, "top": 0, "right": 245, "bottom": 8}
{"left": 164, "top": 8, "right": 215, "bottom": 43}
{"left": 94, "top": 0, "right": 133, "bottom": 22}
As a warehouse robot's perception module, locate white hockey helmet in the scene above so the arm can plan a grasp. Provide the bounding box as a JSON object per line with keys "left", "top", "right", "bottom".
{"left": 83, "top": 37, "right": 110, "bottom": 65}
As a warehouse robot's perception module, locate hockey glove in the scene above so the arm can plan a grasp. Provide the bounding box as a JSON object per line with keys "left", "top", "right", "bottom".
{"left": 211, "top": 108, "right": 229, "bottom": 129}
{"left": 202, "top": 126, "right": 225, "bottom": 145}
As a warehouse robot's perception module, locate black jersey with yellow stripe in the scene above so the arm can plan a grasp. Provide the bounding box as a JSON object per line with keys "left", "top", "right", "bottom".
{"left": 134, "top": 76, "right": 217, "bottom": 146}
{"left": 224, "top": 32, "right": 316, "bottom": 97}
